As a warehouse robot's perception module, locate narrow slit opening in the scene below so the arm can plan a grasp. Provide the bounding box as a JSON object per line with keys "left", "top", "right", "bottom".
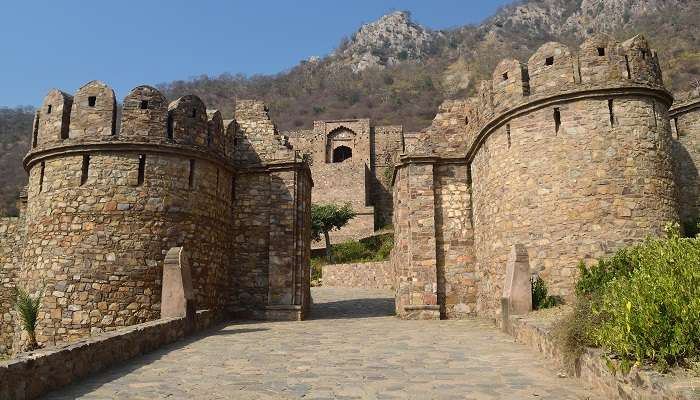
{"left": 167, "top": 115, "right": 174, "bottom": 139}
{"left": 502, "top": 72, "right": 508, "bottom": 81}
{"left": 506, "top": 124, "right": 511, "bottom": 148}
{"left": 231, "top": 177, "right": 236, "bottom": 204}
{"left": 608, "top": 99, "right": 615, "bottom": 127}
{"left": 137, "top": 155, "right": 146, "bottom": 186}
{"left": 39, "top": 162, "right": 45, "bottom": 193}
{"left": 674, "top": 117, "right": 680, "bottom": 139}
{"left": 191, "top": 109, "right": 197, "bottom": 118}
{"left": 624, "top": 56, "right": 631, "bottom": 79}
{"left": 32, "top": 114, "right": 39, "bottom": 148}
{"left": 554, "top": 108, "right": 561, "bottom": 134}
{"left": 81, "top": 155, "right": 90, "bottom": 186}
{"left": 652, "top": 101, "right": 658, "bottom": 127}
{"left": 188, "top": 159, "right": 195, "bottom": 189}
{"left": 47, "top": 105, "right": 52, "bottom": 114}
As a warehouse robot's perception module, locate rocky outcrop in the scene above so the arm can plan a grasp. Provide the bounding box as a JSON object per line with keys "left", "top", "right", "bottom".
{"left": 335, "top": 11, "right": 439, "bottom": 72}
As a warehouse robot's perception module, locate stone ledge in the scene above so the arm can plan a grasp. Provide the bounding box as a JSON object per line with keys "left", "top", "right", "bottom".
{"left": 505, "top": 311, "right": 700, "bottom": 400}
{"left": 0, "top": 309, "right": 223, "bottom": 400}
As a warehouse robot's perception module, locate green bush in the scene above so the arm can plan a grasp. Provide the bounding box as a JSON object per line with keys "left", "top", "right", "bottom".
{"left": 567, "top": 226, "right": 700, "bottom": 371}
{"left": 310, "top": 234, "right": 394, "bottom": 276}
{"left": 592, "top": 235, "right": 700, "bottom": 370}
{"left": 575, "top": 247, "right": 637, "bottom": 297}
{"left": 531, "top": 276, "right": 561, "bottom": 310}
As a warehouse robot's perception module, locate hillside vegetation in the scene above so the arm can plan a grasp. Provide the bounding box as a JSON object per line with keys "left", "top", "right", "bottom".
{"left": 2, "top": 0, "right": 699, "bottom": 214}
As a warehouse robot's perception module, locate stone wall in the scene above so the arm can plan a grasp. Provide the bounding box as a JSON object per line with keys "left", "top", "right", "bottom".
{"left": 671, "top": 92, "right": 700, "bottom": 233}
{"left": 5, "top": 82, "right": 312, "bottom": 352}
{"left": 471, "top": 95, "right": 677, "bottom": 316}
{"left": 322, "top": 261, "right": 394, "bottom": 290}
{"left": 0, "top": 217, "right": 25, "bottom": 356}
{"left": 391, "top": 34, "right": 682, "bottom": 319}
{"left": 0, "top": 310, "right": 219, "bottom": 400}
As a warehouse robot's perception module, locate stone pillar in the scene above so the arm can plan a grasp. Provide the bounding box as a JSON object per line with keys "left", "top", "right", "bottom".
{"left": 396, "top": 160, "right": 440, "bottom": 320}
{"left": 265, "top": 164, "right": 311, "bottom": 321}
{"left": 501, "top": 244, "right": 532, "bottom": 331}
{"left": 161, "top": 247, "right": 195, "bottom": 328}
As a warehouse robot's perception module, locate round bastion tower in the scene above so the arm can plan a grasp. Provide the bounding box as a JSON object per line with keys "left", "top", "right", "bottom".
{"left": 16, "top": 81, "right": 236, "bottom": 348}
{"left": 465, "top": 34, "right": 679, "bottom": 315}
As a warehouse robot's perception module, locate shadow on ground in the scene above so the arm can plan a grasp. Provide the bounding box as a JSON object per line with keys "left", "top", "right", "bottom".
{"left": 43, "top": 324, "right": 268, "bottom": 400}
{"left": 310, "top": 297, "right": 395, "bottom": 320}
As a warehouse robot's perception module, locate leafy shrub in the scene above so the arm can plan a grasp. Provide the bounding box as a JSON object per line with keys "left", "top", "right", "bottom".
{"left": 575, "top": 247, "right": 637, "bottom": 297}
{"left": 310, "top": 234, "right": 394, "bottom": 277}
{"left": 565, "top": 226, "right": 700, "bottom": 372}
{"left": 13, "top": 286, "right": 44, "bottom": 351}
{"left": 591, "top": 235, "right": 700, "bottom": 370}
{"left": 531, "top": 276, "right": 561, "bottom": 310}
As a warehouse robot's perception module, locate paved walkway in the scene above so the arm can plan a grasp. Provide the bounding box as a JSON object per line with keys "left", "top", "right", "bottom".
{"left": 45, "top": 288, "right": 598, "bottom": 399}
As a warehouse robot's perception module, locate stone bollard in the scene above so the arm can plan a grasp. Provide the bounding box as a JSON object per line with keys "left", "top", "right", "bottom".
{"left": 501, "top": 244, "right": 532, "bottom": 332}
{"left": 161, "top": 247, "right": 195, "bottom": 331}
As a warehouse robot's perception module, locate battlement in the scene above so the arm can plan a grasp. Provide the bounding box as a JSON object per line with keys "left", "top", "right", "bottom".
{"left": 29, "top": 81, "right": 246, "bottom": 163}
{"left": 407, "top": 34, "right": 670, "bottom": 160}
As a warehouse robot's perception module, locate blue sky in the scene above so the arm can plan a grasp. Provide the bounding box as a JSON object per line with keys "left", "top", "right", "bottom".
{"left": 0, "top": 0, "right": 511, "bottom": 107}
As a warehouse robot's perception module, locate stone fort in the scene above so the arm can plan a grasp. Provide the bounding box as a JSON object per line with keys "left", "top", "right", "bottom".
{"left": 0, "top": 82, "right": 313, "bottom": 354}
{"left": 2, "top": 32, "right": 700, "bottom": 359}
{"left": 390, "top": 34, "right": 700, "bottom": 320}
{"left": 284, "top": 119, "right": 404, "bottom": 245}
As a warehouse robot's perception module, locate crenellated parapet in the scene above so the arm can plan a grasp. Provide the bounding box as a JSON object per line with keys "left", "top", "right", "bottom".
{"left": 28, "top": 82, "right": 238, "bottom": 173}
{"left": 406, "top": 34, "right": 669, "bottom": 162}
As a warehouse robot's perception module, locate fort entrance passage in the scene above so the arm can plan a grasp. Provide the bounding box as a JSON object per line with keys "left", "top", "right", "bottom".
{"left": 45, "top": 288, "right": 598, "bottom": 399}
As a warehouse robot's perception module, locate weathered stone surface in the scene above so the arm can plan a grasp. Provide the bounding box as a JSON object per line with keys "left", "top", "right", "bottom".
{"left": 1, "top": 82, "right": 312, "bottom": 354}
{"left": 501, "top": 244, "right": 532, "bottom": 328}
{"left": 392, "top": 34, "right": 684, "bottom": 320}
{"left": 0, "top": 309, "right": 220, "bottom": 400}
{"left": 322, "top": 261, "right": 394, "bottom": 290}
{"left": 160, "top": 247, "right": 194, "bottom": 320}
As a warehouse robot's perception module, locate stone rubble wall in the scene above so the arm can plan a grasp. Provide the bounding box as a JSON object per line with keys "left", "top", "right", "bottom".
{"left": 0, "top": 217, "right": 25, "bottom": 356}
{"left": 670, "top": 92, "right": 700, "bottom": 233}
{"left": 322, "top": 261, "right": 394, "bottom": 290}
{"left": 434, "top": 164, "right": 476, "bottom": 318}
{"left": 471, "top": 95, "right": 677, "bottom": 316}
{"left": 19, "top": 150, "right": 233, "bottom": 349}
{"left": 506, "top": 312, "right": 700, "bottom": 400}
{"left": 391, "top": 34, "right": 682, "bottom": 319}
{"left": 7, "top": 81, "right": 312, "bottom": 351}
{"left": 0, "top": 309, "right": 220, "bottom": 400}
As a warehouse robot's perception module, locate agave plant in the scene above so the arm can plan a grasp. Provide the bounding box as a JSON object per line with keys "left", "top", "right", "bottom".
{"left": 12, "top": 286, "right": 44, "bottom": 351}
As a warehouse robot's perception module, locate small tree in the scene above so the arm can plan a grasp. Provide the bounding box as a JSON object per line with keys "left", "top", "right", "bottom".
{"left": 13, "top": 286, "right": 44, "bottom": 351}
{"left": 311, "top": 203, "right": 356, "bottom": 262}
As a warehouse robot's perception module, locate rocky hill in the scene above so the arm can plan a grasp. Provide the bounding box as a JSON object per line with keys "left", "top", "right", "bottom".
{"left": 1, "top": 0, "right": 699, "bottom": 214}
{"left": 334, "top": 11, "right": 439, "bottom": 72}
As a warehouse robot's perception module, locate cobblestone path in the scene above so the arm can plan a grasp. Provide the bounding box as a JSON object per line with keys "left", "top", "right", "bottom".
{"left": 45, "top": 288, "right": 598, "bottom": 399}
